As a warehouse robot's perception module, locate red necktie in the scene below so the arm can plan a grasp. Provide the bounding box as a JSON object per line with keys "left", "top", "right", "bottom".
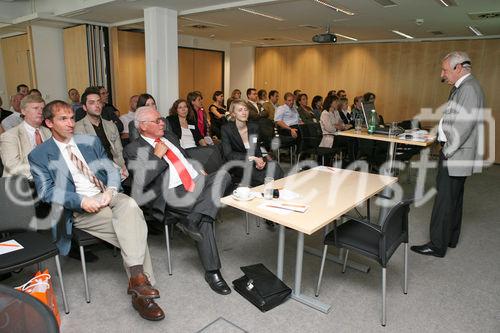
{"left": 34, "top": 129, "right": 43, "bottom": 145}
{"left": 155, "top": 138, "right": 195, "bottom": 192}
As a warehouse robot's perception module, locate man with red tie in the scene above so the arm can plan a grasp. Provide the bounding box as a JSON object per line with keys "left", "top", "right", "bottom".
{"left": 0, "top": 94, "right": 50, "bottom": 178}
{"left": 124, "top": 106, "right": 232, "bottom": 295}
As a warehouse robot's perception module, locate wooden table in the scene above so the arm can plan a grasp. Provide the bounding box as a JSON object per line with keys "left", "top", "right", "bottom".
{"left": 221, "top": 167, "right": 397, "bottom": 313}
{"left": 336, "top": 129, "right": 435, "bottom": 173}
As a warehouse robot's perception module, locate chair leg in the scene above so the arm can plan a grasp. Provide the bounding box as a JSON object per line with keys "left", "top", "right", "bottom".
{"left": 79, "top": 246, "right": 91, "bottom": 303}
{"left": 403, "top": 242, "right": 408, "bottom": 294}
{"left": 256, "top": 216, "right": 261, "bottom": 228}
{"left": 54, "top": 255, "right": 70, "bottom": 314}
{"left": 342, "top": 249, "right": 349, "bottom": 273}
{"left": 245, "top": 212, "right": 250, "bottom": 235}
{"left": 113, "top": 246, "right": 118, "bottom": 257}
{"left": 277, "top": 148, "right": 281, "bottom": 164}
{"left": 382, "top": 267, "right": 387, "bottom": 326}
{"left": 315, "top": 245, "right": 329, "bottom": 297}
{"left": 165, "top": 225, "right": 172, "bottom": 276}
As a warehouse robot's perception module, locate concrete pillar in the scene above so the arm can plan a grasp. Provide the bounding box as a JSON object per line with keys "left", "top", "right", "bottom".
{"left": 144, "top": 7, "right": 178, "bottom": 115}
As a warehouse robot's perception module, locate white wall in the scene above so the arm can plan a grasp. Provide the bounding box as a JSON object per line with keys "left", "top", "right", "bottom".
{"left": 229, "top": 46, "right": 254, "bottom": 94}
{"left": 178, "top": 34, "right": 231, "bottom": 99}
{"left": 30, "top": 25, "right": 67, "bottom": 102}
{"left": 0, "top": 43, "right": 7, "bottom": 108}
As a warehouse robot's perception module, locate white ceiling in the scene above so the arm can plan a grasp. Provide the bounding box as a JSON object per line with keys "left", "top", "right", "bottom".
{"left": 1, "top": 0, "right": 499, "bottom": 45}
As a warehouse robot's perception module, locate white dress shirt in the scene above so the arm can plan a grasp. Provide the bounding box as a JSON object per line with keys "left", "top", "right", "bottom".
{"left": 438, "top": 73, "right": 471, "bottom": 142}
{"left": 179, "top": 127, "right": 197, "bottom": 149}
{"left": 53, "top": 138, "right": 101, "bottom": 197}
{"left": 274, "top": 104, "right": 299, "bottom": 126}
{"left": 141, "top": 135, "right": 199, "bottom": 189}
{"left": 1, "top": 112, "right": 22, "bottom": 131}
{"left": 22, "top": 121, "right": 47, "bottom": 148}
{"left": 119, "top": 111, "right": 135, "bottom": 134}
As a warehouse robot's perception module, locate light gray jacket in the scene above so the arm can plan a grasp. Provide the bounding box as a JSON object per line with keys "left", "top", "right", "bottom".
{"left": 442, "top": 74, "right": 485, "bottom": 177}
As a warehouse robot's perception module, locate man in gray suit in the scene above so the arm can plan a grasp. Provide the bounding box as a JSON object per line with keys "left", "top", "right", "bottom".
{"left": 412, "top": 51, "right": 485, "bottom": 258}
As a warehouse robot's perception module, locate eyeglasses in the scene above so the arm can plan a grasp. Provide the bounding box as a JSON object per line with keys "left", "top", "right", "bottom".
{"left": 140, "top": 118, "right": 164, "bottom": 124}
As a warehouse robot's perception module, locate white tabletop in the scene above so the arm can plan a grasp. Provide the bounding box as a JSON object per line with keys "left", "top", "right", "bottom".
{"left": 221, "top": 167, "right": 398, "bottom": 235}
{"left": 336, "top": 129, "right": 435, "bottom": 147}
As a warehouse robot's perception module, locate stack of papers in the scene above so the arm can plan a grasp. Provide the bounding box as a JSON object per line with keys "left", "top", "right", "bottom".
{"left": 262, "top": 202, "right": 309, "bottom": 213}
{"left": 0, "top": 239, "right": 24, "bottom": 255}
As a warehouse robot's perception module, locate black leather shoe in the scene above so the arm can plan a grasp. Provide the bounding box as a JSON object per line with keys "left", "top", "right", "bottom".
{"left": 68, "top": 248, "right": 99, "bottom": 262}
{"left": 176, "top": 222, "right": 203, "bottom": 242}
{"left": 410, "top": 243, "right": 445, "bottom": 258}
{"left": 205, "top": 270, "right": 231, "bottom": 295}
{"left": 448, "top": 242, "right": 457, "bottom": 248}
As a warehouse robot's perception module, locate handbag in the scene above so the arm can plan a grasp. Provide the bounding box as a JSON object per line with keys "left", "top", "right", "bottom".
{"left": 232, "top": 263, "right": 291, "bottom": 312}
{"left": 16, "top": 269, "right": 61, "bottom": 326}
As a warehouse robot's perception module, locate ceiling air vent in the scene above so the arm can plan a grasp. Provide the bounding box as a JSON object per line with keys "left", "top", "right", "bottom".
{"left": 429, "top": 30, "right": 444, "bottom": 35}
{"left": 261, "top": 37, "right": 277, "bottom": 41}
{"left": 468, "top": 11, "right": 500, "bottom": 20}
{"left": 372, "top": 0, "right": 398, "bottom": 8}
{"left": 189, "top": 24, "right": 212, "bottom": 30}
{"left": 299, "top": 24, "right": 322, "bottom": 30}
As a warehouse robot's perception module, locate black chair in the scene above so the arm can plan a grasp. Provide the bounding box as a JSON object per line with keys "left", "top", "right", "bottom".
{"left": 315, "top": 198, "right": 414, "bottom": 326}
{"left": 274, "top": 127, "right": 297, "bottom": 165}
{"left": 0, "top": 284, "right": 59, "bottom": 333}
{"left": 296, "top": 123, "right": 341, "bottom": 166}
{"left": 0, "top": 176, "right": 69, "bottom": 315}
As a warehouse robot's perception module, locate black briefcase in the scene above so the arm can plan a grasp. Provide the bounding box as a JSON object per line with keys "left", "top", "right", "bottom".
{"left": 232, "top": 263, "right": 291, "bottom": 312}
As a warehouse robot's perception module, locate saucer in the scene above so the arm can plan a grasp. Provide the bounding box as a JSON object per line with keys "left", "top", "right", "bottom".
{"left": 232, "top": 193, "right": 256, "bottom": 201}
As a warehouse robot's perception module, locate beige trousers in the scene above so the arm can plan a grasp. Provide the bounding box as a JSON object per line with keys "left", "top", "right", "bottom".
{"left": 73, "top": 193, "right": 155, "bottom": 285}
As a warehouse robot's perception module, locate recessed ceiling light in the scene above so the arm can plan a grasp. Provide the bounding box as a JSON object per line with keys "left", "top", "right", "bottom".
{"left": 435, "top": 0, "right": 457, "bottom": 7}
{"left": 238, "top": 8, "right": 284, "bottom": 21}
{"left": 313, "top": 0, "right": 355, "bottom": 16}
{"left": 468, "top": 26, "right": 483, "bottom": 36}
{"left": 391, "top": 30, "right": 414, "bottom": 39}
{"left": 335, "top": 33, "right": 358, "bottom": 41}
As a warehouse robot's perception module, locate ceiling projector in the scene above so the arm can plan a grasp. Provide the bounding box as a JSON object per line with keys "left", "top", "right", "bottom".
{"left": 312, "top": 33, "right": 337, "bottom": 43}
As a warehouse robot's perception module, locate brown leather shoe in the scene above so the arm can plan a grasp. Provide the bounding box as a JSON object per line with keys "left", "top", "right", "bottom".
{"left": 132, "top": 296, "right": 165, "bottom": 321}
{"left": 128, "top": 273, "right": 160, "bottom": 298}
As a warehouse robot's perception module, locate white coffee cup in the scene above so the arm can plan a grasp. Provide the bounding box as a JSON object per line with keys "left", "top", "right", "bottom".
{"left": 233, "top": 187, "right": 251, "bottom": 199}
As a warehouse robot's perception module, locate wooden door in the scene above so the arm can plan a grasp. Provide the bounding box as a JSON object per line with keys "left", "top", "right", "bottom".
{"left": 1, "top": 34, "right": 34, "bottom": 98}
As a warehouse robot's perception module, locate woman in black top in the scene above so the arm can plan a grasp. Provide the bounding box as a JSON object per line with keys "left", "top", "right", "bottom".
{"left": 221, "top": 99, "right": 283, "bottom": 186}
{"left": 165, "top": 99, "right": 206, "bottom": 149}
{"left": 208, "top": 90, "right": 227, "bottom": 139}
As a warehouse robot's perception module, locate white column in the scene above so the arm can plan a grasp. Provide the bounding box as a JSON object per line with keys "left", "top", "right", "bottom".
{"left": 144, "top": 7, "right": 178, "bottom": 116}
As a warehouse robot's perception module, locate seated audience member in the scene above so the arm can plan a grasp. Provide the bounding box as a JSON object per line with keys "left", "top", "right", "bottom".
{"left": 129, "top": 93, "right": 157, "bottom": 141}
{"left": 351, "top": 96, "right": 365, "bottom": 121}
{"left": 124, "top": 106, "right": 232, "bottom": 295}
{"left": 75, "top": 87, "right": 124, "bottom": 132}
{"left": 68, "top": 88, "right": 82, "bottom": 112}
{"left": 311, "top": 95, "right": 323, "bottom": 121}
{"left": 29, "top": 101, "right": 164, "bottom": 321}
{"left": 0, "top": 96, "right": 13, "bottom": 123}
{"left": 262, "top": 90, "right": 279, "bottom": 121}
{"left": 293, "top": 89, "right": 302, "bottom": 108}
{"left": 319, "top": 95, "right": 344, "bottom": 148}
{"left": 337, "top": 89, "right": 347, "bottom": 99}
{"left": 166, "top": 99, "right": 206, "bottom": 149}
{"left": 362, "top": 91, "right": 380, "bottom": 126}
{"left": 297, "top": 93, "right": 317, "bottom": 124}
{"left": 187, "top": 91, "right": 211, "bottom": 140}
{"left": 120, "top": 95, "right": 139, "bottom": 140}
{"left": 16, "top": 84, "right": 29, "bottom": 97}
{"left": 208, "top": 91, "right": 227, "bottom": 139}
{"left": 221, "top": 99, "right": 284, "bottom": 186}
{"left": 28, "top": 89, "right": 42, "bottom": 97}
{"left": 1, "top": 93, "right": 24, "bottom": 131}
{"left": 257, "top": 89, "right": 268, "bottom": 105}
{"left": 326, "top": 90, "right": 336, "bottom": 99}
{"left": 0, "top": 95, "right": 50, "bottom": 178}
{"left": 246, "top": 88, "right": 267, "bottom": 121}
{"left": 74, "top": 88, "right": 128, "bottom": 180}
{"left": 338, "top": 97, "right": 354, "bottom": 128}
{"left": 274, "top": 92, "right": 302, "bottom": 139}
{"left": 226, "top": 89, "right": 241, "bottom": 110}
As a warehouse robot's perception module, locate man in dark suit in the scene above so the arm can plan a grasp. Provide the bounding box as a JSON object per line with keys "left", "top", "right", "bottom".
{"left": 28, "top": 101, "right": 164, "bottom": 321}
{"left": 246, "top": 88, "right": 267, "bottom": 121}
{"left": 123, "top": 106, "right": 232, "bottom": 295}
{"left": 412, "top": 51, "right": 485, "bottom": 258}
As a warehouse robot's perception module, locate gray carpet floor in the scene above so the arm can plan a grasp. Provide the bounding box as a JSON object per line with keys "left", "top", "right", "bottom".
{"left": 4, "top": 164, "right": 500, "bottom": 333}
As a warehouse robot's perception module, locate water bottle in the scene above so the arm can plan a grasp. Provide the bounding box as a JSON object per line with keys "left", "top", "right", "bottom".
{"left": 368, "top": 109, "right": 377, "bottom": 134}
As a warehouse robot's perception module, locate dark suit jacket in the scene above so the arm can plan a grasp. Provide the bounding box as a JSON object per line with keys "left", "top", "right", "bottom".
{"left": 339, "top": 110, "right": 354, "bottom": 126}
{"left": 246, "top": 101, "right": 267, "bottom": 121}
{"left": 165, "top": 115, "right": 203, "bottom": 145}
{"left": 28, "top": 135, "right": 121, "bottom": 255}
{"left": 220, "top": 121, "right": 262, "bottom": 161}
{"left": 123, "top": 132, "right": 199, "bottom": 221}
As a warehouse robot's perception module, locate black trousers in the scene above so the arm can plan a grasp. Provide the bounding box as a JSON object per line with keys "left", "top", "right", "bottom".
{"left": 166, "top": 171, "right": 231, "bottom": 271}
{"left": 429, "top": 151, "right": 466, "bottom": 254}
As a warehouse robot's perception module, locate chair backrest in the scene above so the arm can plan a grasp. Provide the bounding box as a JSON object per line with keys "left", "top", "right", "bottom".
{"left": 0, "top": 176, "right": 37, "bottom": 233}
{"left": 297, "top": 122, "right": 323, "bottom": 152}
{"left": 257, "top": 118, "right": 275, "bottom": 150}
{"left": 398, "top": 119, "right": 421, "bottom": 130}
{"left": 379, "top": 198, "right": 414, "bottom": 264}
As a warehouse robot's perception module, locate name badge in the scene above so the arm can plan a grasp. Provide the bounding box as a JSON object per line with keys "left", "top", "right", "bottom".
{"left": 188, "top": 124, "right": 195, "bottom": 130}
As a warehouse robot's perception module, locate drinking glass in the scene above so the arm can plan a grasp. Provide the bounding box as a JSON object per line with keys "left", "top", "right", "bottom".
{"left": 264, "top": 177, "right": 274, "bottom": 200}
{"left": 355, "top": 118, "right": 362, "bottom": 133}
{"left": 388, "top": 121, "right": 398, "bottom": 137}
